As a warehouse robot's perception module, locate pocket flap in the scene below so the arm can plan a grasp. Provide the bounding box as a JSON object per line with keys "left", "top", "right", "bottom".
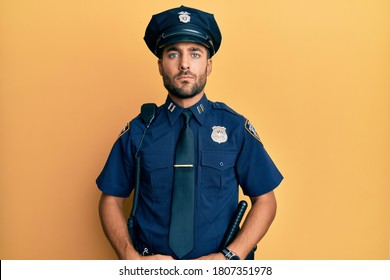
{"left": 141, "top": 154, "right": 172, "bottom": 171}
{"left": 201, "top": 151, "right": 236, "bottom": 171}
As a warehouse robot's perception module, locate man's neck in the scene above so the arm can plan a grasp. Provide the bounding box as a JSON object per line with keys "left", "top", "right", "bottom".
{"left": 168, "top": 92, "right": 205, "bottom": 109}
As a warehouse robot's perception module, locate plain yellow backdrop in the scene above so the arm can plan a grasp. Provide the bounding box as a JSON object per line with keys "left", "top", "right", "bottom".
{"left": 1, "top": 0, "right": 389, "bottom": 259}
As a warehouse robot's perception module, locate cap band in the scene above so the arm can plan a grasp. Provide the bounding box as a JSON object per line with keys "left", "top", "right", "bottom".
{"left": 155, "top": 28, "right": 215, "bottom": 54}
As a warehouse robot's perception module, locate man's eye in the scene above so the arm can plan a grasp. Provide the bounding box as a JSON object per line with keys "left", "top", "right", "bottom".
{"left": 192, "top": 53, "right": 200, "bottom": 58}
{"left": 168, "top": 53, "right": 179, "bottom": 58}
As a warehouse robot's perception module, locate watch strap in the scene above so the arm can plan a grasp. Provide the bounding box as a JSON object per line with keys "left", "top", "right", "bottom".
{"left": 221, "top": 248, "right": 240, "bottom": 260}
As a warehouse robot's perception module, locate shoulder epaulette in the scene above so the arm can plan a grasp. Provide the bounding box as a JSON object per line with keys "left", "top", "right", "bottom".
{"left": 212, "top": 101, "right": 241, "bottom": 116}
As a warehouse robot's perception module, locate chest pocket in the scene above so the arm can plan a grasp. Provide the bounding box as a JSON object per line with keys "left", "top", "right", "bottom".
{"left": 201, "top": 151, "right": 237, "bottom": 196}
{"left": 140, "top": 153, "right": 174, "bottom": 198}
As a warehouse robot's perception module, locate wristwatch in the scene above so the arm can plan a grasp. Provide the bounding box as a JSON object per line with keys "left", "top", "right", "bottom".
{"left": 221, "top": 248, "right": 240, "bottom": 260}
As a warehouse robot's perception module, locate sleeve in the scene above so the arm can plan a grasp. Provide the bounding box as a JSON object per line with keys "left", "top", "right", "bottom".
{"left": 236, "top": 119, "right": 283, "bottom": 197}
{"left": 96, "top": 128, "right": 134, "bottom": 198}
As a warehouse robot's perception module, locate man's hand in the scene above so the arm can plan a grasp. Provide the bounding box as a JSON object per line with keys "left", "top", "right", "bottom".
{"left": 195, "top": 253, "right": 226, "bottom": 260}
{"left": 135, "top": 254, "right": 175, "bottom": 260}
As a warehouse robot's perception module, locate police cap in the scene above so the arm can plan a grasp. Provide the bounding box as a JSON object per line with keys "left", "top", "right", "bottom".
{"left": 144, "top": 6, "right": 222, "bottom": 58}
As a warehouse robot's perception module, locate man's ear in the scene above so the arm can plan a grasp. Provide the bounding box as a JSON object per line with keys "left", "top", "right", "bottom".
{"left": 207, "top": 58, "right": 213, "bottom": 76}
{"left": 158, "top": 59, "right": 163, "bottom": 76}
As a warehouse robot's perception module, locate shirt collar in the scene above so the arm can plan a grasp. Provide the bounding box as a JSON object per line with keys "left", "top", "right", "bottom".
{"left": 165, "top": 94, "right": 210, "bottom": 126}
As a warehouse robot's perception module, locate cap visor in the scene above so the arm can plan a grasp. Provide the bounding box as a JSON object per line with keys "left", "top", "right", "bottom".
{"left": 158, "top": 35, "right": 211, "bottom": 51}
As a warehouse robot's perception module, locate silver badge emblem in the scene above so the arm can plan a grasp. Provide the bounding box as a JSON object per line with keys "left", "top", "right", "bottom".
{"left": 178, "top": 11, "right": 191, "bottom": 23}
{"left": 211, "top": 126, "right": 228, "bottom": 144}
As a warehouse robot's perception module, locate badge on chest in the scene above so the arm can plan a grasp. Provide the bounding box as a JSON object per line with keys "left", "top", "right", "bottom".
{"left": 211, "top": 126, "right": 228, "bottom": 144}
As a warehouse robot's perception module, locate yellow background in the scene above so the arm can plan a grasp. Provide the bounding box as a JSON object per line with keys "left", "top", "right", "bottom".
{"left": 1, "top": 0, "right": 389, "bottom": 259}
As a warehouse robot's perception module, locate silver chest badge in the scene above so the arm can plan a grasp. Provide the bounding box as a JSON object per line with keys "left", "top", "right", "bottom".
{"left": 211, "top": 126, "right": 228, "bottom": 144}
{"left": 178, "top": 11, "right": 191, "bottom": 23}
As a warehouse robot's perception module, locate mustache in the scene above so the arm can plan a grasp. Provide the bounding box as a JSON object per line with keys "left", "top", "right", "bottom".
{"left": 176, "top": 70, "right": 196, "bottom": 78}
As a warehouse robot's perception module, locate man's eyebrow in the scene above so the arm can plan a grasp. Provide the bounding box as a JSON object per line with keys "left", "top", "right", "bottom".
{"left": 165, "top": 46, "right": 205, "bottom": 53}
{"left": 189, "top": 47, "right": 204, "bottom": 52}
{"left": 166, "top": 46, "right": 179, "bottom": 52}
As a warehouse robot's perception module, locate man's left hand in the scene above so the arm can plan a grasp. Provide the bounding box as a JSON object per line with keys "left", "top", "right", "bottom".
{"left": 195, "top": 253, "right": 226, "bottom": 260}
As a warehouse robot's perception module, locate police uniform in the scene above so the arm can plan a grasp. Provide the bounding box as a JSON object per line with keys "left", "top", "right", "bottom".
{"left": 96, "top": 6, "right": 283, "bottom": 259}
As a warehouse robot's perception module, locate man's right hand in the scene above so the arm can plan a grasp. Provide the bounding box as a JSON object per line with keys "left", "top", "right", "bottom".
{"left": 138, "top": 254, "right": 174, "bottom": 260}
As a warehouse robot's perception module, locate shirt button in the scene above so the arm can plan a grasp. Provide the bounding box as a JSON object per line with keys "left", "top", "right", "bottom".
{"left": 219, "top": 162, "right": 224, "bottom": 167}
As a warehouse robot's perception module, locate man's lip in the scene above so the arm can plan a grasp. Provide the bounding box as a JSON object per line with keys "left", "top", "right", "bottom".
{"left": 177, "top": 75, "right": 194, "bottom": 80}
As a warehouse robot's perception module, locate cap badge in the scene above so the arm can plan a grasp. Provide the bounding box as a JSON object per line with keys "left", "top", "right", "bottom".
{"left": 178, "top": 11, "right": 191, "bottom": 23}
{"left": 211, "top": 126, "right": 228, "bottom": 144}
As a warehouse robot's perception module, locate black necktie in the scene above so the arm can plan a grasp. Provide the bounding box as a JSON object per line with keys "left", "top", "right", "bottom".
{"left": 169, "top": 111, "right": 195, "bottom": 259}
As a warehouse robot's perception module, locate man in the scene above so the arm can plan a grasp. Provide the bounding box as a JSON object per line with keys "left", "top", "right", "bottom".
{"left": 97, "top": 6, "right": 283, "bottom": 260}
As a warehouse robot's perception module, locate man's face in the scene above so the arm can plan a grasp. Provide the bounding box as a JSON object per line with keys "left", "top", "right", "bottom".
{"left": 158, "top": 42, "right": 212, "bottom": 100}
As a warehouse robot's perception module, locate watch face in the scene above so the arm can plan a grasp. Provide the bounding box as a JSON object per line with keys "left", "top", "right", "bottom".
{"left": 230, "top": 255, "right": 240, "bottom": 260}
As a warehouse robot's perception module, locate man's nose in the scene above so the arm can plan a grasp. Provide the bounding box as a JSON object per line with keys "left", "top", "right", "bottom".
{"left": 179, "top": 57, "right": 190, "bottom": 71}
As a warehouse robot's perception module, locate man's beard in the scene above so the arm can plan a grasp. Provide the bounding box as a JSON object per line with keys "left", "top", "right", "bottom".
{"left": 162, "top": 70, "right": 208, "bottom": 99}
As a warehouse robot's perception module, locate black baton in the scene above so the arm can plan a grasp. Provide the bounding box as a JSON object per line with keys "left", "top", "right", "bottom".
{"left": 219, "top": 200, "right": 248, "bottom": 250}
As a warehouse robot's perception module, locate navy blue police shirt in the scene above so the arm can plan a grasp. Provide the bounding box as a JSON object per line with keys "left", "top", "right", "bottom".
{"left": 96, "top": 94, "right": 283, "bottom": 259}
